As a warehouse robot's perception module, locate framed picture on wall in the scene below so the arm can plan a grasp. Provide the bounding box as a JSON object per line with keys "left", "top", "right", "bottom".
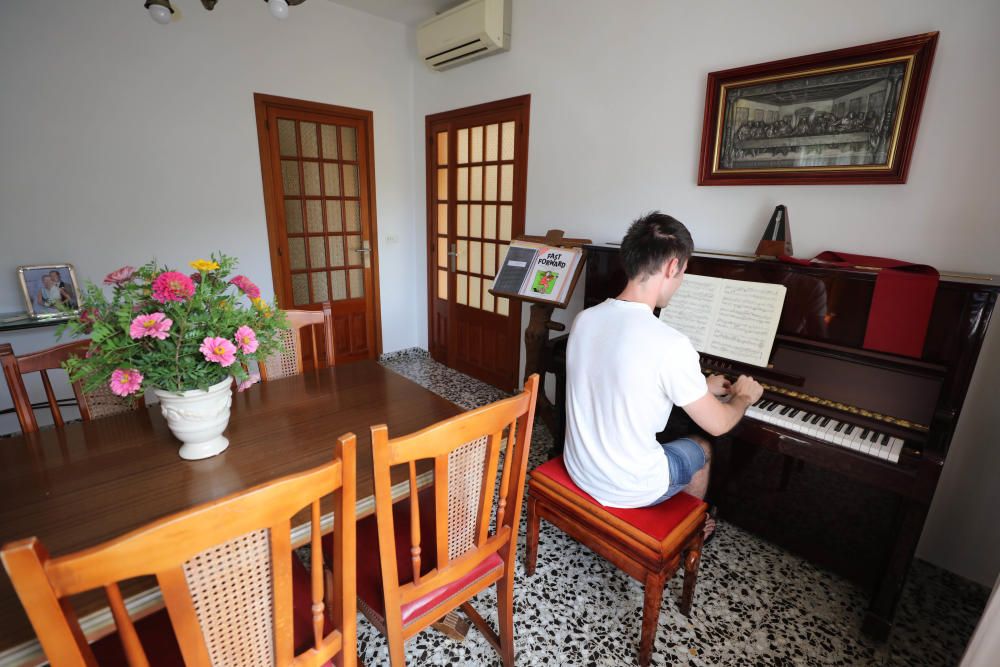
{"left": 17, "top": 264, "right": 81, "bottom": 319}
{"left": 698, "top": 32, "right": 938, "bottom": 185}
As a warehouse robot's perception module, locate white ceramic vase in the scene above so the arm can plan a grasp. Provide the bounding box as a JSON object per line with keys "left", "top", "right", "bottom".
{"left": 153, "top": 377, "right": 233, "bottom": 460}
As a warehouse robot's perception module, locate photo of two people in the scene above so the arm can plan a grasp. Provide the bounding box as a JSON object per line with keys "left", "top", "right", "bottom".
{"left": 18, "top": 264, "right": 80, "bottom": 318}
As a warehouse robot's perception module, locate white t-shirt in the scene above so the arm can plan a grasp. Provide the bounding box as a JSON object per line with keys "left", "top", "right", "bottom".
{"left": 563, "top": 298, "right": 708, "bottom": 508}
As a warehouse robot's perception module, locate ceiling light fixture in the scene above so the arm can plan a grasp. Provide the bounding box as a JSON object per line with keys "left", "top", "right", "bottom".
{"left": 143, "top": 1, "right": 308, "bottom": 25}
{"left": 144, "top": 0, "right": 174, "bottom": 25}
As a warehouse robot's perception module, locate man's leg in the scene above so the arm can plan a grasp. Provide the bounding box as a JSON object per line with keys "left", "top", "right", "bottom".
{"left": 684, "top": 436, "right": 715, "bottom": 539}
{"left": 660, "top": 436, "right": 715, "bottom": 539}
{"left": 682, "top": 435, "right": 712, "bottom": 500}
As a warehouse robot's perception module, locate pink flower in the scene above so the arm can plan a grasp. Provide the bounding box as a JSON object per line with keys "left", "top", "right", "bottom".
{"left": 233, "top": 325, "right": 259, "bottom": 354}
{"left": 109, "top": 369, "right": 143, "bottom": 397}
{"left": 104, "top": 266, "right": 135, "bottom": 285}
{"left": 229, "top": 275, "right": 261, "bottom": 299}
{"left": 236, "top": 373, "right": 261, "bottom": 392}
{"left": 151, "top": 271, "right": 196, "bottom": 303}
{"left": 200, "top": 336, "right": 237, "bottom": 367}
{"left": 129, "top": 312, "right": 173, "bottom": 340}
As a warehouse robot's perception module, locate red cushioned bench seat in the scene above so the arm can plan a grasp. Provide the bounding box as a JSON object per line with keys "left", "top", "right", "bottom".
{"left": 525, "top": 455, "right": 707, "bottom": 667}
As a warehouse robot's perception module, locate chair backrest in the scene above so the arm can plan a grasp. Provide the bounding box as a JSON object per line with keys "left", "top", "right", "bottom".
{"left": 260, "top": 303, "right": 335, "bottom": 382}
{"left": 370, "top": 374, "right": 539, "bottom": 617}
{"left": 1, "top": 436, "right": 357, "bottom": 667}
{"left": 0, "top": 341, "right": 143, "bottom": 434}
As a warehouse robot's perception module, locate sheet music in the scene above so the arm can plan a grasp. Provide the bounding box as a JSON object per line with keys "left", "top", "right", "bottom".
{"left": 659, "top": 274, "right": 786, "bottom": 367}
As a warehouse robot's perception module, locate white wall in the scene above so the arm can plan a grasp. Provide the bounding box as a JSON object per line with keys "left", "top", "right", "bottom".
{"left": 0, "top": 0, "right": 421, "bottom": 431}
{"left": 410, "top": 0, "right": 1000, "bottom": 585}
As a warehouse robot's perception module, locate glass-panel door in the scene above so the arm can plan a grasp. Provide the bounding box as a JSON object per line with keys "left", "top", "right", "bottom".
{"left": 427, "top": 97, "right": 530, "bottom": 392}
{"left": 256, "top": 95, "right": 380, "bottom": 365}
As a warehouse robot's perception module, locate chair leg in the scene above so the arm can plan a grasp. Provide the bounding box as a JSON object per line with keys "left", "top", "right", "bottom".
{"left": 639, "top": 572, "right": 666, "bottom": 667}
{"left": 384, "top": 615, "right": 406, "bottom": 667}
{"left": 496, "top": 571, "right": 516, "bottom": 667}
{"left": 680, "top": 534, "right": 703, "bottom": 617}
{"left": 525, "top": 496, "right": 540, "bottom": 576}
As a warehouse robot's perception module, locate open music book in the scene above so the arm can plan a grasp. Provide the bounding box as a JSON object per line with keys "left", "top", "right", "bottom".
{"left": 492, "top": 241, "right": 583, "bottom": 304}
{"left": 658, "top": 274, "right": 787, "bottom": 367}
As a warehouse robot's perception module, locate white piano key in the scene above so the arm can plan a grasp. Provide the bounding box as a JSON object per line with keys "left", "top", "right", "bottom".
{"left": 743, "top": 399, "right": 907, "bottom": 464}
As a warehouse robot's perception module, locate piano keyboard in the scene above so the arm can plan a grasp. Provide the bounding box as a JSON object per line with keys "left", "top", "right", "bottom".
{"left": 746, "top": 398, "right": 905, "bottom": 463}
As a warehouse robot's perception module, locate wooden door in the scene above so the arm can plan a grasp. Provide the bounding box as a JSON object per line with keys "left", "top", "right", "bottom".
{"left": 254, "top": 94, "right": 381, "bottom": 364}
{"left": 426, "top": 96, "right": 530, "bottom": 392}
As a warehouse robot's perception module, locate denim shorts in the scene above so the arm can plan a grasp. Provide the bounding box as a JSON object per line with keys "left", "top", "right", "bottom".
{"left": 649, "top": 438, "right": 706, "bottom": 505}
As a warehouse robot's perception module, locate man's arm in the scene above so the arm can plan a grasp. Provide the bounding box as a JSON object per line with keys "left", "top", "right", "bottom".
{"left": 682, "top": 375, "right": 763, "bottom": 437}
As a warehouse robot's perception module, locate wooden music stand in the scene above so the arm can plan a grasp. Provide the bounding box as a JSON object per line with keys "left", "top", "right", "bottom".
{"left": 489, "top": 229, "right": 591, "bottom": 435}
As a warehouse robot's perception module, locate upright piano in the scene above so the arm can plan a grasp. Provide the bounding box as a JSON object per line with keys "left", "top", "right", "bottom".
{"left": 545, "top": 244, "right": 998, "bottom": 638}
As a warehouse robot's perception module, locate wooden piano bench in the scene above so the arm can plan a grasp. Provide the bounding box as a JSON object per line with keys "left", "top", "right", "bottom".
{"left": 525, "top": 456, "right": 707, "bottom": 667}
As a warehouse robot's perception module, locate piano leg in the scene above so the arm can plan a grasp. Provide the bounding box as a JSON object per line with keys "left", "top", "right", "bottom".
{"left": 863, "top": 499, "right": 929, "bottom": 640}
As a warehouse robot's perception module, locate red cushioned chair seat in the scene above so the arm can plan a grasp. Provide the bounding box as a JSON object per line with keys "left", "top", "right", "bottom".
{"left": 531, "top": 455, "right": 703, "bottom": 542}
{"left": 326, "top": 486, "right": 503, "bottom": 629}
{"left": 90, "top": 552, "right": 329, "bottom": 665}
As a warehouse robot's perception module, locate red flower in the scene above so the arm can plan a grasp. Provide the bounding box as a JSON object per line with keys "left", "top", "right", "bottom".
{"left": 151, "top": 271, "right": 196, "bottom": 303}
{"left": 229, "top": 275, "right": 261, "bottom": 299}
{"left": 104, "top": 266, "right": 135, "bottom": 285}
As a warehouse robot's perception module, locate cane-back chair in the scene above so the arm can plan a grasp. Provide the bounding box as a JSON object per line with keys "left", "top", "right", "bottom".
{"left": 259, "top": 303, "right": 336, "bottom": 381}
{"left": 335, "top": 374, "right": 538, "bottom": 666}
{"left": 1, "top": 435, "right": 358, "bottom": 667}
{"left": 0, "top": 341, "right": 143, "bottom": 434}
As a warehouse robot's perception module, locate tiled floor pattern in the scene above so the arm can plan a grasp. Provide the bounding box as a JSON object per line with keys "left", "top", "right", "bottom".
{"left": 336, "top": 348, "right": 988, "bottom": 666}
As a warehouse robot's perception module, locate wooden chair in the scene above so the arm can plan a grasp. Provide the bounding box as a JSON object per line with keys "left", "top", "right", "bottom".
{"left": 333, "top": 374, "right": 539, "bottom": 666}
{"left": 0, "top": 340, "right": 143, "bottom": 434}
{"left": 525, "top": 455, "right": 707, "bottom": 667}
{"left": 1, "top": 435, "right": 358, "bottom": 667}
{"left": 260, "top": 303, "right": 336, "bottom": 381}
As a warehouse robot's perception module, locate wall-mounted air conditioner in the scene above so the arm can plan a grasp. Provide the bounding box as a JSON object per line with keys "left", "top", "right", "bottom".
{"left": 417, "top": 0, "right": 511, "bottom": 71}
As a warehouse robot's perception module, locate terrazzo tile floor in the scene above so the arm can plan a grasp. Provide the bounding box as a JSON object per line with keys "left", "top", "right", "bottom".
{"left": 345, "top": 349, "right": 988, "bottom": 666}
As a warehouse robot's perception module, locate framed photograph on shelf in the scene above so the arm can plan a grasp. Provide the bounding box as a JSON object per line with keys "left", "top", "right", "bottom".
{"left": 17, "top": 264, "right": 81, "bottom": 320}
{"left": 698, "top": 32, "right": 938, "bottom": 185}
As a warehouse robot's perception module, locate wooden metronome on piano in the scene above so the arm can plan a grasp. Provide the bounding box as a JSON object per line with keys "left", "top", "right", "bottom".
{"left": 756, "top": 204, "right": 793, "bottom": 257}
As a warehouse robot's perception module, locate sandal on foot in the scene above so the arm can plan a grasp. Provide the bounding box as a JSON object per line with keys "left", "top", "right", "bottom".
{"left": 703, "top": 505, "right": 719, "bottom": 546}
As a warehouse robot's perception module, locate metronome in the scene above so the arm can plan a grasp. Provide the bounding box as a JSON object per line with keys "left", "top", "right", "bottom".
{"left": 755, "top": 204, "right": 793, "bottom": 257}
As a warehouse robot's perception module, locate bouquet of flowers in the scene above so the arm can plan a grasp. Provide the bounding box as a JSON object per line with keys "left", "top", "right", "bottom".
{"left": 60, "top": 254, "right": 287, "bottom": 399}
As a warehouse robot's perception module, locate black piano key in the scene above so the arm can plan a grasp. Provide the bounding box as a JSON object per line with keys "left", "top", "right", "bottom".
{"left": 759, "top": 400, "right": 771, "bottom": 409}
{"left": 845, "top": 425, "right": 855, "bottom": 434}
{"left": 801, "top": 412, "right": 813, "bottom": 422}
{"left": 834, "top": 422, "right": 845, "bottom": 432}
{"left": 861, "top": 429, "right": 870, "bottom": 439}
{"left": 780, "top": 406, "right": 791, "bottom": 415}
{"left": 788, "top": 409, "right": 800, "bottom": 417}
{"left": 766, "top": 403, "right": 779, "bottom": 411}
{"left": 811, "top": 414, "right": 822, "bottom": 424}
{"left": 754, "top": 399, "right": 765, "bottom": 407}
{"left": 870, "top": 431, "right": 880, "bottom": 443}
{"left": 882, "top": 434, "right": 890, "bottom": 445}
{"left": 820, "top": 417, "right": 831, "bottom": 427}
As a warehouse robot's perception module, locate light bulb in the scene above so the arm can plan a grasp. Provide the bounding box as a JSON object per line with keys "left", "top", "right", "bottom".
{"left": 269, "top": 0, "right": 290, "bottom": 19}
{"left": 146, "top": 1, "right": 173, "bottom": 25}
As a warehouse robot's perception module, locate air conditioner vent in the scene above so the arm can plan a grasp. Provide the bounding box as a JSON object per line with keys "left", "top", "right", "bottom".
{"left": 417, "top": 0, "right": 510, "bottom": 71}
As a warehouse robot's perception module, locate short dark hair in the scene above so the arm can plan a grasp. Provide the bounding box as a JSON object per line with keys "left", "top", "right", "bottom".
{"left": 619, "top": 212, "right": 694, "bottom": 280}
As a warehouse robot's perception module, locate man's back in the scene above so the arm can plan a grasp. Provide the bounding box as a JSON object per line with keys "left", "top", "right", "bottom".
{"left": 563, "top": 298, "right": 706, "bottom": 508}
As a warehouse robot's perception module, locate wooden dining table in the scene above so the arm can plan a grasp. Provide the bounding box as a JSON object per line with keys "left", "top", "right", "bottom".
{"left": 0, "top": 360, "right": 463, "bottom": 666}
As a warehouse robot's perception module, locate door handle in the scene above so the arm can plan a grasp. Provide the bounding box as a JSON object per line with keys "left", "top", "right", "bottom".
{"left": 354, "top": 242, "right": 372, "bottom": 268}
{"left": 448, "top": 243, "right": 458, "bottom": 272}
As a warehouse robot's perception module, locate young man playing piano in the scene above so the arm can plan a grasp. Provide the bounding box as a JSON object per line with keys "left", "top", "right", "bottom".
{"left": 563, "top": 212, "right": 764, "bottom": 540}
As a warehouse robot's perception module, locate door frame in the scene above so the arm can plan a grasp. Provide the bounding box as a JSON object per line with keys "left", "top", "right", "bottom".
{"left": 253, "top": 92, "right": 383, "bottom": 356}
{"left": 424, "top": 95, "right": 531, "bottom": 392}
